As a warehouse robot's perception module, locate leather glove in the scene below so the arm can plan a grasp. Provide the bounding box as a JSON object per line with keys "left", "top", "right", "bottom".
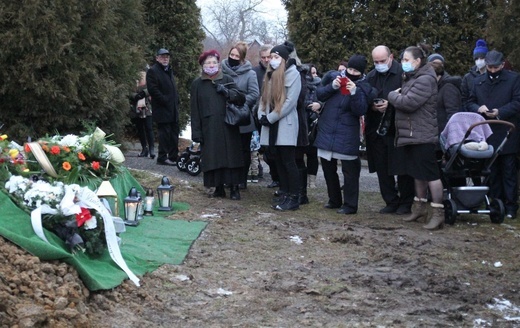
{"left": 259, "top": 115, "right": 271, "bottom": 126}
{"left": 215, "top": 84, "right": 229, "bottom": 97}
{"left": 133, "top": 90, "right": 146, "bottom": 102}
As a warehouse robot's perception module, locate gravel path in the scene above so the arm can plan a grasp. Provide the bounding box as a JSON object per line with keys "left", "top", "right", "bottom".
{"left": 123, "top": 142, "right": 381, "bottom": 193}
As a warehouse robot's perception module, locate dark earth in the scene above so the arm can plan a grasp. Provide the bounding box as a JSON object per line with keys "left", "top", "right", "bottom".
{"left": 1, "top": 139, "right": 520, "bottom": 327}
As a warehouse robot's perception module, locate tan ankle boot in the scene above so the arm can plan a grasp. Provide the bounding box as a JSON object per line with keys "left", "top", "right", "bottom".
{"left": 423, "top": 203, "right": 445, "bottom": 230}
{"left": 403, "top": 197, "right": 429, "bottom": 222}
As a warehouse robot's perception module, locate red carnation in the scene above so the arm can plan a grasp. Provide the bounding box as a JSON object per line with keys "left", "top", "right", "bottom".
{"left": 75, "top": 207, "right": 92, "bottom": 227}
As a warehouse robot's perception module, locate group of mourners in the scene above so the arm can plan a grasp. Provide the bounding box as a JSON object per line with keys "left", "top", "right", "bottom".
{"left": 135, "top": 38, "right": 520, "bottom": 231}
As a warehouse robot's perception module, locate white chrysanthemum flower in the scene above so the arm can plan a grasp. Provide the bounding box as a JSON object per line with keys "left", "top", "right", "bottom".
{"left": 59, "top": 134, "right": 79, "bottom": 147}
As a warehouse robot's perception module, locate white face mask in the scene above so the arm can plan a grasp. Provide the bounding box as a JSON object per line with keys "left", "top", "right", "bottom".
{"left": 375, "top": 63, "right": 389, "bottom": 73}
{"left": 270, "top": 59, "right": 282, "bottom": 70}
{"left": 475, "top": 58, "right": 486, "bottom": 69}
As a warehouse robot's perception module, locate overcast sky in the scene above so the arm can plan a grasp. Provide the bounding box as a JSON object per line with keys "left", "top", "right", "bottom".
{"left": 196, "top": 0, "right": 287, "bottom": 22}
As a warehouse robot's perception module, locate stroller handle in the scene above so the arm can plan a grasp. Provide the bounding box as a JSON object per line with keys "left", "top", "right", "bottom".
{"left": 463, "top": 119, "right": 515, "bottom": 140}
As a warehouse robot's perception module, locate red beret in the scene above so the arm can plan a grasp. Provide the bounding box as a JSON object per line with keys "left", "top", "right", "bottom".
{"left": 198, "top": 49, "right": 220, "bottom": 65}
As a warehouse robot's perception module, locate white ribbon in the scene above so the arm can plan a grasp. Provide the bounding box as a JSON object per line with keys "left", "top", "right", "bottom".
{"left": 30, "top": 185, "right": 140, "bottom": 287}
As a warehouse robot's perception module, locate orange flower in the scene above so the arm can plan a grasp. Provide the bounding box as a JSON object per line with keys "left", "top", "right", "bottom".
{"left": 62, "top": 162, "right": 71, "bottom": 171}
{"left": 63, "top": 146, "right": 71, "bottom": 153}
{"left": 0, "top": 135, "right": 7, "bottom": 141}
{"left": 24, "top": 143, "right": 31, "bottom": 153}
{"left": 42, "top": 145, "right": 49, "bottom": 152}
{"left": 91, "top": 161, "right": 100, "bottom": 170}
{"left": 51, "top": 146, "right": 60, "bottom": 155}
{"left": 78, "top": 152, "right": 86, "bottom": 161}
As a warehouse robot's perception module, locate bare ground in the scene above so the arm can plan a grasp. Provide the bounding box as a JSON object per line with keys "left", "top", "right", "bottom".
{"left": 2, "top": 143, "right": 520, "bottom": 327}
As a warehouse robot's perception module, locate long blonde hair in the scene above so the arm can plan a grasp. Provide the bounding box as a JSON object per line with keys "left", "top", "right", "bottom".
{"left": 261, "top": 59, "right": 287, "bottom": 114}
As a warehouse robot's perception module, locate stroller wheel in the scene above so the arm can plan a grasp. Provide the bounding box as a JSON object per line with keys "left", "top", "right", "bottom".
{"left": 443, "top": 199, "right": 458, "bottom": 225}
{"left": 489, "top": 199, "right": 505, "bottom": 224}
{"left": 187, "top": 158, "right": 201, "bottom": 176}
{"left": 177, "top": 156, "right": 188, "bottom": 171}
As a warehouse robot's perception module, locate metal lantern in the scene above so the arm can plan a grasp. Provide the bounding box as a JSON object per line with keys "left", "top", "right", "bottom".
{"left": 96, "top": 180, "right": 119, "bottom": 216}
{"left": 136, "top": 191, "right": 144, "bottom": 221}
{"left": 144, "top": 188, "right": 155, "bottom": 216}
{"left": 157, "top": 176, "right": 174, "bottom": 211}
{"left": 124, "top": 187, "right": 141, "bottom": 226}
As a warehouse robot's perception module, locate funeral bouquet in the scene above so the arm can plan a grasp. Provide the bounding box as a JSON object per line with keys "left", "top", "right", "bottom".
{"left": 23, "top": 127, "right": 125, "bottom": 186}
{"left": 5, "top": 175, "right": 106, "bottom": 255}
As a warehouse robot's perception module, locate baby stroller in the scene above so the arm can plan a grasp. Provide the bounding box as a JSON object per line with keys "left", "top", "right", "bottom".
{"left": 440, "top": 112, "right": 515, "bottom": 225}
{"left": 176, "top": 142, "right": 202, "bottom": 176}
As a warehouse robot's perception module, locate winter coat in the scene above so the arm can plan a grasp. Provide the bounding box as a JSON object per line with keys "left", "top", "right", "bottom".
{"left": 146, "top": 61, "right": 179, "bottom": 124}
{"left": 258, "top": 64, "right": 301, "bottom": 146}
{"left": 388, "top": 63, "right": 438, "bottom": 147}
{"left": 190, "top": 71, "right": 246, "bottom": 172}
{"left": 295, "top": 62, "right": 310, "bottom": 147}
{"left": 313, "top": 71, "right": 369, "bottom": 156}
{"left": 436, "top": 73, "right": 462, "bottom": 133}
{"left": 253, "top": 63, "right": 267, "bottom": 92}
{"left": 221, "top": 59, "right": 260, "bottom": 133}
{"left": 461, "top": 65, "right": 483, "bottom": 110}
{"left": 365, "top": 59, "right": 403, "bottom": 137}
{"left": 467, "top": 70, "right": 520, "bottom": 154}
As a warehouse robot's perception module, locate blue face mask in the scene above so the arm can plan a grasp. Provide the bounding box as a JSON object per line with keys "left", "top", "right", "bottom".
{"left": 375, "top": 63, "right": 389, "bottom": 73}
{"left": 402, "top": 62, "right": 414, "bottom": 73}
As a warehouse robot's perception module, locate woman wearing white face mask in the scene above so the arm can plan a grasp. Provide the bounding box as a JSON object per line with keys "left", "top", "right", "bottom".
{"left": 461, "top": 39, "right": 489, "bottom": 109}
{"left": 388, "top": 44, "right": 445, "bottom": 230}
{"left": 258, "top": 43, "right": 302, "bottom": 211}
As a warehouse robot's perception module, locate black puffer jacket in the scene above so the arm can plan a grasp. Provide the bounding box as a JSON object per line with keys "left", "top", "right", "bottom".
{"left": 436, "top": 73, "right": 462, "bottom": 133}
{"left": 388, "top": 63, "right": 438, "bottom": 147}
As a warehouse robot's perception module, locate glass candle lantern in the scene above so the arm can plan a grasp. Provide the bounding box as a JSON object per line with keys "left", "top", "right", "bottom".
{"left": 157, "top": 176, "right": 174, "bottom": 211}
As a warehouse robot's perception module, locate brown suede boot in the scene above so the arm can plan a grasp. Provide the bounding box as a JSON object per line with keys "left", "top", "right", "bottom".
{"left": 423, "top": 203, "right": 445, "bottom": 230}
{"left": 403, "top": 197, "right": 429, "bottom": 222}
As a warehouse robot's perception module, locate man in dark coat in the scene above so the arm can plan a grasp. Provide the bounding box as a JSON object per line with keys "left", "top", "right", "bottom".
{"left": 365, "top": 45, "right": 414, "bottom": 215}
{"left": 467, "top": 50, "right": 520, "bottom": 219}
{"left": 461, "top": 39, "right": 488, "bottom": 110}
{"left": 146, "top": 48, "right": 180, "bottom": 166}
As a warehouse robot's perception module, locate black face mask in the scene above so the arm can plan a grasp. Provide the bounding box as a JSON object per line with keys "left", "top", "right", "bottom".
{"left": 487, "top": 69, "right": 502, "bottom": 81}
{"left": 228, "top": 57, "right": 240, "bottom": 67}
{"left": 346, "top": 72, "right": 361, "bottom": 82}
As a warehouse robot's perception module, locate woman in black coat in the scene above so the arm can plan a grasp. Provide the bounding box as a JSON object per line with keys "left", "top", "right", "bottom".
{"left": 190, "top": 49, "right": 246, "bottom": 200}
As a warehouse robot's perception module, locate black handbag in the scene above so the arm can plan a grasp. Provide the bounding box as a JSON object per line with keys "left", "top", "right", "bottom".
{"left": 224, "top": 103, "right": 251, "bottom": 126}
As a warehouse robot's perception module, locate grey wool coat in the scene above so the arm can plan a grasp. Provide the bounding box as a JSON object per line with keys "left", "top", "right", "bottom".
{"left": 221, "top": 59, "right": 260, "bottom": 133}
{"left": 190, "top": 71, "right": 246, "bottom": 172}
{"left": 258, "top": 64, "right": 302, "bottom": 146}
{"left": 388, "top": 63, "right": 438, "bottom": 147}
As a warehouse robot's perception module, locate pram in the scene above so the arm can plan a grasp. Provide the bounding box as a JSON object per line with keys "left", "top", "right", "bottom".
{"left": 176, "top": 142, "right": 202, "bottom": 176}
{"left": 440, "top": 112, "right": 515, "bottom": 225}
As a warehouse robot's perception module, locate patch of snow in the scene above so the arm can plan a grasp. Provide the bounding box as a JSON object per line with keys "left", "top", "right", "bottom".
{"left": 290, "top": 235, "right": 303, "bottom": 244}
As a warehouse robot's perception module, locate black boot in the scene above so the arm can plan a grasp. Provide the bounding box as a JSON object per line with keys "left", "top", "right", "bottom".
{"left": 274, "top": 194, "right": 299, "bottom": 211}
{"left": 230, "top": 185, "right": 241, "bottom": 200}
{"left": 149, "top": 147, "right": 155, "bottom": 159}
{"left": 210, "top": 185, "right": 226, "bottom": 198}
{"left": 271, "top": 192, "right": 288, "bottom": 208}
{"left": 298, "top": 168, "right": 309, "bottom": 205}
{"left": 138, "top": 147, "right": 148, "bottom": 157}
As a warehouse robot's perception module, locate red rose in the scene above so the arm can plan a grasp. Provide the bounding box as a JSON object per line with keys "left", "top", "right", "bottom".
{"left": 51, "top": 146, "right": 60, "bottom": 155}
{"left": 91, "top": 161, "right": 100, "bottom": 170}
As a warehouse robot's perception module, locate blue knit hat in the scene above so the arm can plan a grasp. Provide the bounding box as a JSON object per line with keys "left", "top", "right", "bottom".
{"left": 473, "top": 39, "right": 488, "bottom": 58}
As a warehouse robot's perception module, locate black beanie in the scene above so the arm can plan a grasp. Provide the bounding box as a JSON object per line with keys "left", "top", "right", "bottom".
{"left": 347, "top": 54, "right": 367, "bottom": 73}
{"left": 271, "top": 44, "right": 290, "bottom": 61}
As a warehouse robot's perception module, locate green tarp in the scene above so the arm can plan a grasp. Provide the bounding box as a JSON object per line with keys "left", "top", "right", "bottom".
{"left": 0, "top": 169, "right": 207, "bottom": 290}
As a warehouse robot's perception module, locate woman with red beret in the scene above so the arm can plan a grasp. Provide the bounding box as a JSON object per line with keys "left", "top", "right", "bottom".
{"left": 190, "top": 49, "right": 246, "bottom": 200}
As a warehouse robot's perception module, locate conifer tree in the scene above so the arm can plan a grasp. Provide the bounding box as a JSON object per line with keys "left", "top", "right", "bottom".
{"left": 0, "top": 0, "right": 149, "bottom": 139}
{"left": 486, "top": 0, "right": 520, "bottom": 70}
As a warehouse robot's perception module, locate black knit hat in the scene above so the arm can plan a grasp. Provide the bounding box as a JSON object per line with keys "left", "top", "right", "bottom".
{"left": 271, "top": 44, "right": 290, "bottom": 61}
{"left": 347, "top": 54, "right": 367, "bottom": 73}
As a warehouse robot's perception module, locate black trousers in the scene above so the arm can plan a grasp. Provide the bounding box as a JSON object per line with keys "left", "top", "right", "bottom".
{"left": 489, "top": 153, "right": 518, "bottom": 215}
{"left": 321, "top": 156, "right": 361, "bottom": 210}
{"left": 295, "top": 145, "right": 319, "bottom": 175}
{"left": 274, "top": 146, "right": 299, "bottom": 195}
{"left": 368, "top": 135, "right": 414, "bottom": 208}
{"left": 240, "top": 132, "right": 253, "bottom": 184}
{"left": 135, "top": 116, "right": 154, "bottom": 151}
{"left": 157, "top": 122, "right": 179, "bottom": 162}
{"left": 263, "top": 146, "right": 280, "bottom": 182}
